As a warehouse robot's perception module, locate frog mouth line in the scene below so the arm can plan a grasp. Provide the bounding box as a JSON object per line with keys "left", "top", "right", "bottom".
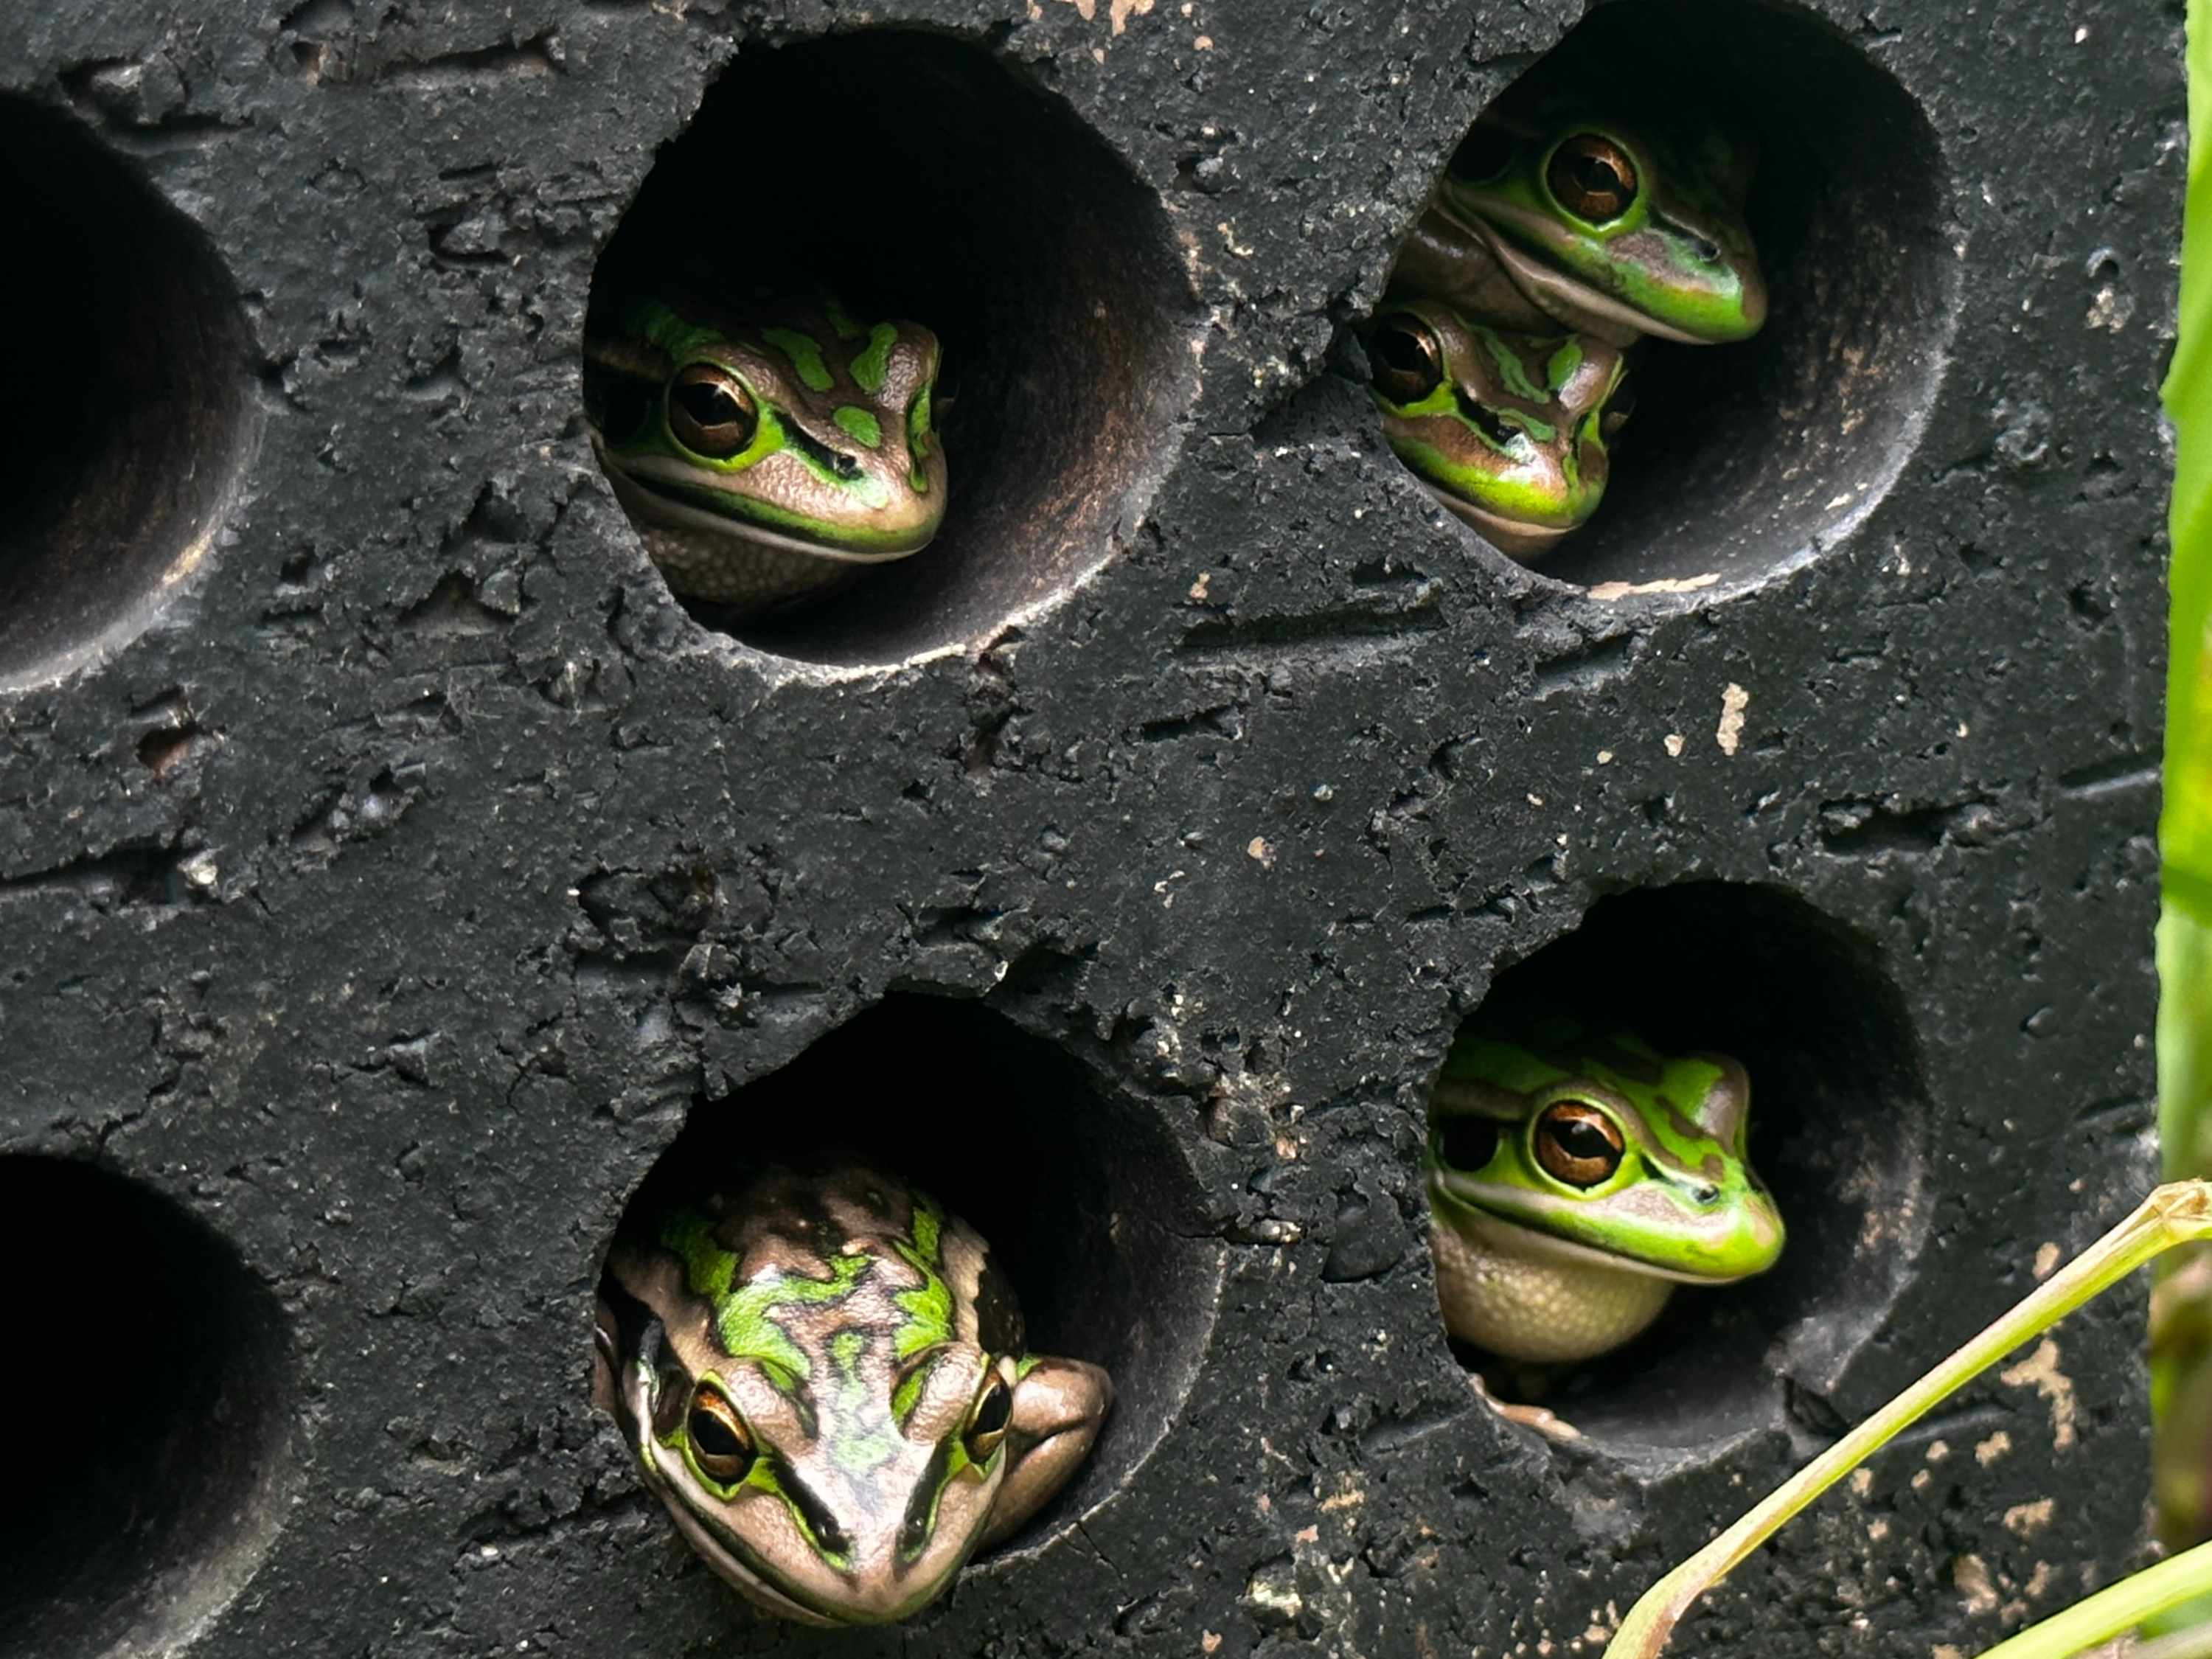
{"left": 1427, "top": 1178, "right": 1733, "bottom": 1285}
{"left": 1461, "top": 214, "right": 1711, "bottom": 348}
{"left": 1419, "top": 481, "right": 1574, "bottom": 560}
{"left": 601, "top": 455, "right": 927, "bottom": 565}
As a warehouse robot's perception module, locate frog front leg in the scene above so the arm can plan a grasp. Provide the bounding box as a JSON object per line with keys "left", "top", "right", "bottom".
{"left": 979, "top": 1356, "right": 1113, "bottom": 1548}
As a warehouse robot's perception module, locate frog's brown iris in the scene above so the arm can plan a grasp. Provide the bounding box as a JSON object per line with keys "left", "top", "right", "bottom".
{"left": 669, "top": 365, "right": 759, "bottom": 459}
{"left": 686, "top": 1380, "right": 756, "bottom": 1483}
{"left": 1369, "top": 315, "right": 1445, "bottom": 405}
{"left": 1548, "top": 133, "right": 1639, "bottom": 225}
{"left": 1532, "top": 1099, "right": 1626, "bottom": 1187}
{"left": 963, "top": 1371, "right": 1013, "bottom": 1464}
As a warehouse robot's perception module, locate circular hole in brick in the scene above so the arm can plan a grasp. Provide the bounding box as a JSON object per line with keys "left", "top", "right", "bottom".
{"left": 1429, "top": 882, "right": 1928, "bottom": 1454}
{"left": 585, "top": 30, "right": 1194, "bottom": 667}
{"left": 0, "top": 1158, "right": 296, "bottom": 1658}
{"left": 597, "top": 995, "right": 1220, "bottom": 1574}
{"left": 1394, "top": 0, "right": 1952, "bottom": 594}
{"left": 0, "top": 99, "right": 257, "bottom": 689}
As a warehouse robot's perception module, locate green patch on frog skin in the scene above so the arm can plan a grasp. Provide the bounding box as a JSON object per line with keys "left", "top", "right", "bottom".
{"left": 1545, "top": 338, "right": 1585, "bottom": 387}
{"left": 821, "top": 294, "right": 864, "bottom": 340}
{"left": 824, "top": 1330, "right": 902, "bottom": 1479}
{"left": 1388, "top": 437, "right": 1591, "bottom": 525}
{"left": 761, "top": 327, "right": 835, "bottom": 392}
{"left": 624, "top": 297, "right": 726, "bottom": 368}
{"left": 848, "top": 323, "right": 899, "bottom": 395}
{"left": 898, "top": 1436, "right": 989, "bottom": 1565}
{"left": 833, "top": 406, "right": 883, "bottom": 448}
{"left": 661, "top": 1209, "right": 875, "bottom": 1380}
{"left": 891, "top": 1194, "right": 954, "bottom": 1361}
{"left": 1478, "top": 330, "right": 1546, "bottom": 404}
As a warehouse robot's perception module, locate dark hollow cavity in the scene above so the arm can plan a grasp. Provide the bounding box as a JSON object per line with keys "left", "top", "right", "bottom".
{"left": 1435, "top": 882, "right": 1929, "bottom": 1456}
{"left": 0, "top": 98, "right": 257, "bottom": 689}
{"left": 1419, "top": 0, "right": 1955, "bottom": 595}
{"left": 602, "top": 994, "right": 1222, "bottom": 1549}
{"left": 586, "top": 30, "right": 1196, "bottom": 667}
{"left": 0, "top": 1157, "right": 296, "bottom": 1659}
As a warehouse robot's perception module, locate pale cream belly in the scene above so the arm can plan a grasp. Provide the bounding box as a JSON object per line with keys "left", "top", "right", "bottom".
{"left": 1429, "top": 1210, "right": 1675, "bottom": 1363}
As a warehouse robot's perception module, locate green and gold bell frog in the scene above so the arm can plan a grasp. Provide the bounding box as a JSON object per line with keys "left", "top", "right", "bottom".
{"left": 594, "top": 1162, "right": 1110, "bottom": 1627}
{"left": 1389, "top": 102, "right": 1767, "bottom": 350}
{"left": 1366, "top": 299, "right": 1632, "bottom": 559}
{"left": 1425, "top": 1015, "right": 1784, "bottom": 1368}
{"left": 582, "top": 295, "right": 946, "bottom": 613}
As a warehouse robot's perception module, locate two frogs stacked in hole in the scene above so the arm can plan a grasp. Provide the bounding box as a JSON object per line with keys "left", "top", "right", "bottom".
{"left": 1368, "top": 83, "right": 1767, "bottom": 559}
{"left": 591, "top": 1013, "right": 1785, "bottom": 1627}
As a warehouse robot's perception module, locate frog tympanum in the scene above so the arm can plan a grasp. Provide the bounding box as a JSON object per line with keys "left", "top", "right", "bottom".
{"left": 595, "top": 1163, "right": 1110, "bottom": 1625}
{"left": 1373, "top": 91, "right": 1766, "bottom": 559}
{"left": 583, "top": 296, "right": 945, "bottom": 615}
{"left": 1425, "top": 1015, "right": 1784, "bottom": 1367}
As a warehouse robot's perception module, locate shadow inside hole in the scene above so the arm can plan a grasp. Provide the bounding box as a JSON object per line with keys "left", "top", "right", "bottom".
{"left": 1439, "top": 882, "right": 1928, "bottom": 1453}
{"left": 0, "top": 1158, "right": 296, "bottom": 1659}
{"left": 1396, "top": 0, "right": 1954, "bottom": 594}
{"left": 586, "top": 29, "right": 1196, "bottom": 667}
{"left": 602, "top": 995, "right": 1222, "bottom": 1548}
{"left": 0, "top": 99, "right": 255, "bottom": 689}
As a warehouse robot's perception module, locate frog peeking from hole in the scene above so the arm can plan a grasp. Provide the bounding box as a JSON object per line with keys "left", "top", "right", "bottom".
{"left": 1425, "top": 1011, "right": 1785, "bottom": 1438}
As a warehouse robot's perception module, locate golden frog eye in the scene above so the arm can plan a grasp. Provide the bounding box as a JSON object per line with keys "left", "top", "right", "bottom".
{"left": 686, "top": 1382, "right": 755, "bottom": 1484}
{"left": 962, "top": 1371, "right": 1014, "bottom": 1464}
{"left": 1368, "top": 315, "right": 1445, "bottom": 405}
{"left": 667, "top": 365, "right": 759, "bottom": 459}
{"left": 1532, "top": 1100, "right": 1626, "bottom": 1189}
{"left": 1447, "top": 122, "right": 1514, "bottom": 184}
{"left": 1547, "top": 133, "right": 1640, "bottom": 225}
{"left": 1601, "top": 375, "right": 1637, "bottom": 438}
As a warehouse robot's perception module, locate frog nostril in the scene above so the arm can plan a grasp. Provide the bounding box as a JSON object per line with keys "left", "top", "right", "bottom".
{"left": 1692, "top": 1184, "right": 1719, "bottom": 1205}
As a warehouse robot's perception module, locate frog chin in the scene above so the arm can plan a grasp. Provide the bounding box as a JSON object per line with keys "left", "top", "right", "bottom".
{"left": 601, "top": 456, "right": 924, "bottom": 565}
{"left": 1459, "top": 212, "right": 1712, "bottom": 349}
{"left": 1430, "top": 1183, "right": 1722, "bottom": 1287}
{"left": 1422, "top": 482, "right": 1573, "bottom": 561}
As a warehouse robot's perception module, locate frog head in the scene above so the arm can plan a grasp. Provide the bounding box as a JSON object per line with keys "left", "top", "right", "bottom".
{"left": 1432, "top": 105, "right": 1766, "bottom": 347}
{"left": 582, "top": 295, "right": 946, "bottom": 605}
{"left": 595, "top": 1174, "right": 1110, "bottom": 1626}
{"left": 1366, "top": 298, "right": 1632, "bottom": 559}
{"left": 1427, "top": 1019, "right": 1785, "bottom": 1287}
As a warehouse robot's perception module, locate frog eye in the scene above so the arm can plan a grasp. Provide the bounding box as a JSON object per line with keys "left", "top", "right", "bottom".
{"left": 1601, "top": 376, "right": 1637, "bottom": 438}
{"left": 668, "top": 365, "right": 759, "bottom": 459}
{"left": 1447, "top": 122, "right": 1514, "bottom": 184}
{"left": 1369, "top": 316, "right": 1445, "bottom": 405}
{"left": 685, "top": 1381, "right": 756, "bottom": 1484}
{"left": 962, "top": 1370, "right": 1014, "bottom": 1465}
{"left": 1548, "top": 133, "right": 1641, "bottom": 225}
{"left": 1532, "top": 1100, "right": 1626, "bottom": 1188}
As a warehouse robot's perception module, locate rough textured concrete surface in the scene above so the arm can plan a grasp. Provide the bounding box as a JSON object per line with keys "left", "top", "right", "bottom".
{"left": 0, "top": 1, "right": 2180, "bottom": 1655}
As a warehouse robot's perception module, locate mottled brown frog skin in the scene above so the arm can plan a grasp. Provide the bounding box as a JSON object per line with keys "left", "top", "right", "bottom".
{"left": 594, "top": 1164, "right": 1111, "bottom": 1626}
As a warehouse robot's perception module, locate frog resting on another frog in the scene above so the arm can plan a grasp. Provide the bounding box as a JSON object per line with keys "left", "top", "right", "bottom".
{"left": 1371, "top": 91, "right": 1767, "bottom": 556}
{"left": 1425, "top": 1013, "right": 1785, "bottom": 1378}
{"left": 595, "top": 1161, "right": 1110, "bottom": 1626}
{"left": 583, "top": 294, "right": 946, "bottom": 615}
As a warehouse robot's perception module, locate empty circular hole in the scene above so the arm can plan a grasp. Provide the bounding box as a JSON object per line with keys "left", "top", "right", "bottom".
{"left": 0, "top": 99, "right": 257, "bottom": 689}
{"left": 585, "top": 30, "right": 1197, "bottom": 668}
{"left": 1427, "top": 883, "right": 1929, "bottom": 1454}
{"left": 597, "top": 995, "right": 1221, "bottom": 1573}
{"left": 1390, "top": 0, "right": 1953, "bottom": 595}
{"left": 0, "top": 1157, "right": 297, "bottom": 1658}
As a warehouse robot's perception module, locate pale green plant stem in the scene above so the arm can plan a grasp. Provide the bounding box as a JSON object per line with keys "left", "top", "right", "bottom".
{"left": 1605, "top": 1182, "right": 2212, "bottom": 1659}
{"left": 1972, "top": 1540, "right": 2212, "bottom": 1659}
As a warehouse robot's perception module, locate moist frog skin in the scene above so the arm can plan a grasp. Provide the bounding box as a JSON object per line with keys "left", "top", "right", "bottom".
{"left": 583, "top": 294, "right": 945, "bottom": 615}
{"left": 595, "top": 1162, "right": 1110, "bottom": 1627}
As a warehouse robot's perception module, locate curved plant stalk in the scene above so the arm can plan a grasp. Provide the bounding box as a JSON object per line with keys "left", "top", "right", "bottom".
{"left": 1971, "top": 1537, "right": 2212, "bottom": 1659}
{"left": 1604, "top": 1180, "right": 2212, "bottom": 1659}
